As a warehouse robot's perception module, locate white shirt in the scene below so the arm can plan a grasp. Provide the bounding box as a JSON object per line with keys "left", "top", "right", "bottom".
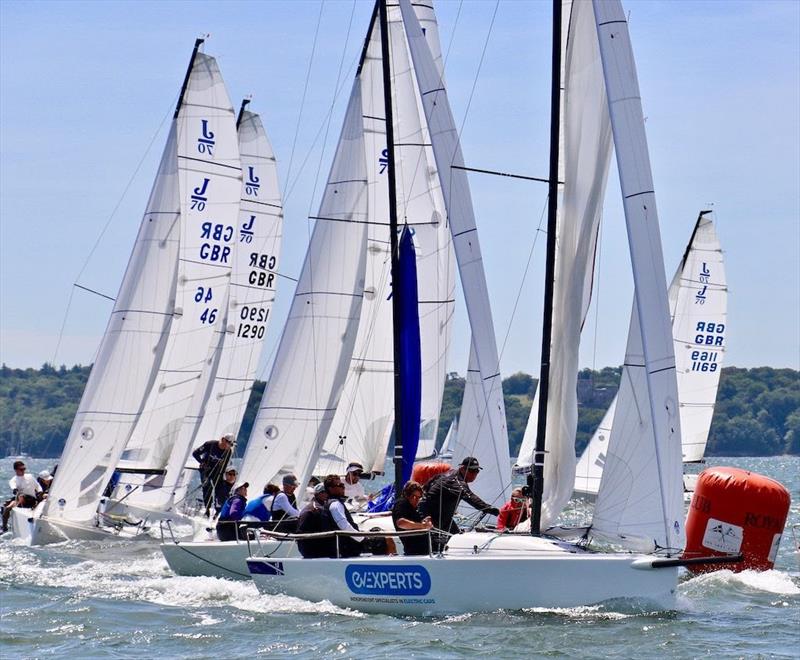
{"left": 343, "top": 478, "right": 366, "bottom": 503}
{"left": 328, "top": 498, "right": 361, "bottom": 540}
{"left": 9, "top": 473, "right": 42, "bottom": 498}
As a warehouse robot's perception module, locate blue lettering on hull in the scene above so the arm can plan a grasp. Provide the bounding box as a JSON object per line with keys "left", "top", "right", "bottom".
{"left": 345, "top": 564, "right": 431, "bottom": 596}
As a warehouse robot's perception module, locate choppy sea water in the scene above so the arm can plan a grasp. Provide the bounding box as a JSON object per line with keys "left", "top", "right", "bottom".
{"left": 1, "top": 456, "right": 798, "bottom": 658}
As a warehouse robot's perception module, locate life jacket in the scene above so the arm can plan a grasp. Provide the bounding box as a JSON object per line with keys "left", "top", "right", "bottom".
{"left": 218, "top": 494, "right": 246, "bottom": 521}
{"left": 242, "top": 495, "right": 271, "bottom": 522}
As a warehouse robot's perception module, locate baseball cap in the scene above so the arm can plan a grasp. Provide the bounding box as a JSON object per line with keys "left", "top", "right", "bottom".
{"left": 221, "top": 433, "right": 236, "bottom": 444}
{"left": 460, "top": 456, "right": 482, "bottom": 471}
{"left": 38, "top": 470, "right": 52, "bottom": 480}
{"left": 283, "top": 474, "right": 299, "bottom": 487}
{"left": 346, "top": 462, "right": 364, "bottom": 474}
{"left": 233, "top": 481, "right": 249, "bottom": 492}
{"left": 313, "top": 483, "right": 326, "bottom": 495}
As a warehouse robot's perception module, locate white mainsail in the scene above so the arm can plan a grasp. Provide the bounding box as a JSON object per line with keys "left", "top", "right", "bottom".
{"left": 316, "top": 2, "right": 454, "bottom": 476}
{"left": 114, "top": 51, "right": 241, "bottom": 478}
{"left": 124, "top": 106, "right": 283, "bottom": 512}
{"left": 575, "top": 212, "right": 727, "bottom": 496}
{"left": 515, "top": 0, "right": 613, "bottom": 528}
{"left": 238, "top": 80, "right": 369, "bottom": 492}
{"left": 42, "top": 47, "right": 241, "bottom": 526}
{"left": 400, "top": 0, "right": 510, "bottom": 507}
{"left": 590, "top": 0, "right": 684, "bottom": 553}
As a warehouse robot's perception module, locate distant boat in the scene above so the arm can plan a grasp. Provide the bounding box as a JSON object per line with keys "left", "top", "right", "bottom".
{"left": 574, "top": 211, "right": 728, "bottom": 499}
{"left": 12, "top": 39, "right": 243, "bottom": 545}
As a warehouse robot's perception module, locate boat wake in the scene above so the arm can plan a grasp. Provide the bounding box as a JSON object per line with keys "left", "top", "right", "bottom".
{"left": 680, "top": 569, "right": 800, "bottom": 599}
{"left": 0, "top": 542, "right": 362, "bottom": 618}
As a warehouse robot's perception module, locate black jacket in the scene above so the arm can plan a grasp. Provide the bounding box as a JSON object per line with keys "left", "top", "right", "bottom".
{"left": 192, "top": 440, "right": 230, "bottom": 474}
{"left": 418, "top": 469, "right": 494, "bottom": 533}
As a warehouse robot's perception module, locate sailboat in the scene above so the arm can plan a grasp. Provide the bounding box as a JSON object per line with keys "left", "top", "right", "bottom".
{"left": 573, "top": 211, "right": 727, "bottom": 499}
{"left": 103, "top": 99, "right": 284, "bottom": 525}
{"left": 160, "top": 0, "right": 509, "bottom": 579}
{"left": 12, "top": 40, "right": 243, "bottom": 545}
{"left": 246, "top": 0, "right": 732, "bottom": 615}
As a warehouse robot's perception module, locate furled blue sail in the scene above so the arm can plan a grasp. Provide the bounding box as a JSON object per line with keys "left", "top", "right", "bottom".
{"left": 397, "top": 226, "right": 422, "bottom": 484}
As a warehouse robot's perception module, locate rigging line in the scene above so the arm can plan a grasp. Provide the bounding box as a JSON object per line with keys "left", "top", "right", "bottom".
{"left": 51, "top": 94, "right": 177, "bottom": 367}
{"left": 592, "top": 221, "right": 604, "bottom": 375}
{"left": 283, "top": 0, "right": 326, "bottom": 192}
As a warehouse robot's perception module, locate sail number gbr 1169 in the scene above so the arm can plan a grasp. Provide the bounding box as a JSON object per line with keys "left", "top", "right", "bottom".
{"left": 236, "top": 305, "right": 269, "bottom": 339}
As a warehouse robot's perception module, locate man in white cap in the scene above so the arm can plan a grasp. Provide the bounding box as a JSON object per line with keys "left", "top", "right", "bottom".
{"left": 192, "top": 433, "right": 235, "bottom": 516}
{"left": 37, "top": 470, "right": 54, "bottom": 496}
{"left": 216, "top": 480, "right": 248, "bottom": 542}
{"left": 343, "top": 461, "right": 367, "bottom": 505}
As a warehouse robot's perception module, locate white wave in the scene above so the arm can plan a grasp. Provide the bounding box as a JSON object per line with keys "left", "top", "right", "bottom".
{"left": 681, "top": 569, "right": 800, "bottom": 597}
{"left": 521, "top": 605, "right": 633, "bottom": 620}
{"left": 0, "top": 543, "right": 362, "bottom": 617}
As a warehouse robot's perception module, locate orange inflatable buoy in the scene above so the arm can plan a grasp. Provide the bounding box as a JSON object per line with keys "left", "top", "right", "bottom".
{"left": 683, "top": 467, "right": 791, "bottom": 573}
{"left": 411, "top": 462, "right": 451, "bottom": 486}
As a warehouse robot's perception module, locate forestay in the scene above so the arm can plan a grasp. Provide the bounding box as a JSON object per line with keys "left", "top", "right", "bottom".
{"left": 400, "top": 0, "right": 510, "bottom": 507}
{"left": 238, "top": 80, "right": 368, "bottom": 492}
{"left": 42, "top": 49, "right": 241, "bottom": 525}
{"left": 125, "top": 106, "right": 283, "bottom": 512}
{"left": 316, "top": 2, "right": 454, "bottom": 476}
{"left": 515, "top": 0, "right": 613, "bottom": 528}
{"left": 590, "top": 0, "right": 684, "bottom": 554}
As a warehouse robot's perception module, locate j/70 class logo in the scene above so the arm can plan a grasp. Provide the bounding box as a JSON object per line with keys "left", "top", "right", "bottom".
{"left": 345, "top": 564, "right": 431, "bottom": 596}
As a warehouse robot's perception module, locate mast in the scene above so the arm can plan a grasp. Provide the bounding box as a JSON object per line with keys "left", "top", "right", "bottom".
{"left": 377, "top": 0, "right": 404, "bottom": 496}
{"left": 236, "top": 98, "right": 251, "bottom": 129}
{"left": 529, "top": 0, "right": 562, "bottom": 536}
{"left": 174, "top": 37, "right": 205, "bottom": 119}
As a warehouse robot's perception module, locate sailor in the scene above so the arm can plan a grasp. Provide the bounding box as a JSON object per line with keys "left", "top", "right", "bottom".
{"left": 342, "top": 461, "right": 367, "bottom": 505}
{"left": 192, "top": 433, "right": 235, "bottom": 516}
{"left": 321, "top": 474, "right": 364, "bottom": 558}
{"left": 392, "top": 480, "right": 433, "bottom": 555}
{"left": 243, "top": 476, "right": 300, "bottom": 532}
{"left": 241, "top": 483, "right": 280, "bottom": 522}
{"left": 3, "top": 461, "right": 42, "bottom": 532}
{"left": 214, "top": 468, "right": 238, "bottom": 513}
{"left": 418, "top": 456, "right": 500, "bottom": 551}
{"left": 37, "top": 470, "right": 54, "bottom": 498}
{"left": 216, "top": 481, "right": 248, "bottom": 542}
{"left": 496, "top": 487, "right": 530, "bottom": 532}
{"left": 296, "top": 483, "right": 332, "bottom": 558}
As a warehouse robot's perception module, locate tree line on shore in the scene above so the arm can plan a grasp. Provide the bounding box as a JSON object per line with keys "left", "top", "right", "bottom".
{"left": 1, "top": 363, "right": 797, "bottom": 459}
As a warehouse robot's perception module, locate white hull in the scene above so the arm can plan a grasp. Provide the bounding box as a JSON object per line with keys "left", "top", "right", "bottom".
{"left": 247, "top": 532, "right": 678, "bottom": 616}
{"left": 10, "top": 505, "right": 150, "bottom": 546}
{"left": 162, "top": 537, "right": 300, "bottom": 580}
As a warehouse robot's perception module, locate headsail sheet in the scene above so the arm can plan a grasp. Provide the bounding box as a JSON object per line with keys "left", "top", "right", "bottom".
{"left": 515, "top": 0, "right": 613, "bottom": 528}
{"left": 238, "top": 80, "right": 368, "bottom": 492}
{"left": 590, "top": 0, "right": 684, "bottom": 553}
{"left": 44, "top": 50, "right": 240, "bottom": 524}
{"left": 400, "top": 0, "right": 510, "bottom": 507}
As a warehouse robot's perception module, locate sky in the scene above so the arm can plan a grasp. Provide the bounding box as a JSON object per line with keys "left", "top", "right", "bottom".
{"left": 1, "top": 0, "right": 798, "bottom": 380}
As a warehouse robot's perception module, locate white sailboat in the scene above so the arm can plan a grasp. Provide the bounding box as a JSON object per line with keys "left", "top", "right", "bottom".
{"left": 160, "top": 0, "right": 509, "bottom": 578}
{"left": 105, "top": 100, "right": 284, "bottom": 523}
{"left": 574, "top": 211, "right": 727, "bottom": 499}
{"left": 12, "top": 40, "right": 243, "bottom": 545}
{"left": 247, "top": 0, "right": 700, "bottom": 615}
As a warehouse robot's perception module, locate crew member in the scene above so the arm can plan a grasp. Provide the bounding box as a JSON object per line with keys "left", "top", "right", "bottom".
{"left": 3, "top": 461, "right": 42, "bottom": 532}
{"left": 216, "top": 481, "right": 248, "bottom": 542}
{"left": 497, "top": 487, "right": 529, "bottom": 532}
{"left": 418, "top": 456, "right": 499, "bottom": 551}
{"left": 37, "top": 470, "right": 54, "bottom": 498}
{"left": 214, "top": 468, "right": 238, "bottom": 513}
{"left": 192, "top": 434, "right": 234, "bottom": 516}
{"left": 296, "top": 483, "right": 332, "bottom": 558}
{"left": 392, "top": 480, "right": 433, "bottom": 555}
{"left": 343, "top": 462, "right": 367, "bottom": 505}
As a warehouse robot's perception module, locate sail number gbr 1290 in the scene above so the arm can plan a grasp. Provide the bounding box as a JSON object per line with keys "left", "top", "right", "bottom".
{"left": 236, "top": 305, "right": 269, "bottom": 339}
